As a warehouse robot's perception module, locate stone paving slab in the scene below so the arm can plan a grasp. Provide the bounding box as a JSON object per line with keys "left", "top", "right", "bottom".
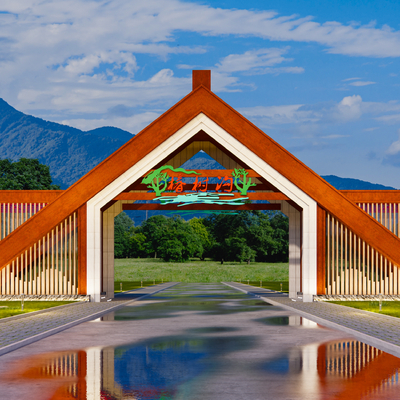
{"left": 0, "top": 282, "right": 178, "bottom": 356}
{"left": 224, "top": 281, "right": 400, "bottom": 359}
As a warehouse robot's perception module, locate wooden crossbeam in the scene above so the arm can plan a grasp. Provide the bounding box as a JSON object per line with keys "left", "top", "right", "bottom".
{"left": 124, "top": 183, "right": 277, "bottom": 191}
{"left": 142, "top": 169, "right": 260, "bottom": 177}
{"left": 122, "top": 204, "right": 281, "bottom": 211}
{"left": 114, "top": 192, "right": 289, "bottom": 201}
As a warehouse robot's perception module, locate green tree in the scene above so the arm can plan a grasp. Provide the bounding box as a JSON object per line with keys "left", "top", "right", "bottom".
{"left": 127, "top": 231, "right": 147, "bottom": 258}
{"left": 0, "top": 158, "right": 60, "bottom": 190}
{"left": 140, "top": 215, "right": 169, "bottom": 258}
{"left": 140, "top": 215, "right": 202, "bottom": 262}
{"left": 114, "top": 212, "right": 135, "bottom": 258}
{"left": 188, "top": 217, "right": 213, "bottom": 260}
{"left": 204, "top": 210, "right": 288, "bottom": 262}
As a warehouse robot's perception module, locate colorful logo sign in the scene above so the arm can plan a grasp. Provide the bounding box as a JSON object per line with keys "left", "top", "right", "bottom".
{"left": 141, "top": 166, "right": 256, "bottom": 206}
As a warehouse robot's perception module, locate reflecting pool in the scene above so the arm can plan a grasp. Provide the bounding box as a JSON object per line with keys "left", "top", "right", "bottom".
{"left": 1, "top": 283, "right": 400, "bottom": 400}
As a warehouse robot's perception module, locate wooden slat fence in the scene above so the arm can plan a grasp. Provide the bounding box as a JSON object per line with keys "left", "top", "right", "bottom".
{"left": 326, "top": 203, "right": 400, "bottom": 295}
{"left": 0, "top": 203, "right": 78, "bottom": 295}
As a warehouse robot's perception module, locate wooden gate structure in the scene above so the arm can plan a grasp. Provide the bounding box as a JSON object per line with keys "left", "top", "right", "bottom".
{"left": 1, "top": 71, "right": 400, "bottom": 302}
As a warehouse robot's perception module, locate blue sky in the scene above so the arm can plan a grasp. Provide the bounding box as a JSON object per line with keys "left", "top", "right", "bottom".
{"left": 2, "top": 1, "right": 400, "bottom": 187}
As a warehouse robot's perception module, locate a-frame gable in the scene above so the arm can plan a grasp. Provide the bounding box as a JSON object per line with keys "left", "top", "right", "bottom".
{"left": 1, "top": 75, "right": 400, "bottom": 271}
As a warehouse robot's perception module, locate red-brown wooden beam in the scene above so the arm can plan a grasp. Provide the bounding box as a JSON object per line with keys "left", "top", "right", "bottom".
{"left": 122, "top": 204, "right": 281, "bottom": 211}
{"left": 114, "top": 192, "right": 289, "bottom": 201}
{"left": 0, "top": 190, "right": 64, "bottom": 203}
{"left": 193, "top": 70, "right": 211, "bottom": 90}
{"left": 124, "top": 183, "right": 277, "bottom": 192}
{"left": 340, "top": 190, "right": 400, "bottom": 203}
{"left": 142, "top": 169, "right": 260, "bottom": 178}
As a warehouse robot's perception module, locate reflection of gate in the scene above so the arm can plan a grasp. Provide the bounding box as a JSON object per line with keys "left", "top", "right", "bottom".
{"left": 317, "top": 339, "right": 400, "bottom": 399}
{"left": 8, "top": 350, "right": 87, "bottom": 399}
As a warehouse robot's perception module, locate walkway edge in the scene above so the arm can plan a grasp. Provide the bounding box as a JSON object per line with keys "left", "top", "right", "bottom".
{"left": 223, "top": 282, "right": 400, "bottom": 359}
{"left": 0, "top": 301, "right": 84, "bottom": 324}
{"left": 0, "top": 282, "right": 178, "bottom": 357}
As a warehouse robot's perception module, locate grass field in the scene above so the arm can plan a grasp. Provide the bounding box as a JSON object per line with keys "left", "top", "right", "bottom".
{"left": 114, "top": 280, "right": 163, "bottom": 292}
{"left": 114, "top": 258, "right": 288, "bottom": 284}
{"left": 330, "top": 301, "right": 400, "bottom": 318}
{"left": 243, "top": 280, "right": 289, "bottom": 292}
{"left": 0, "top": 301, "right": 77, "bottom": 319}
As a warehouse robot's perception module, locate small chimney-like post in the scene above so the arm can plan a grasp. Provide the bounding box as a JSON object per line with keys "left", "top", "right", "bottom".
{"left": 192, "top": 70, "right": 211, "bottom": 91}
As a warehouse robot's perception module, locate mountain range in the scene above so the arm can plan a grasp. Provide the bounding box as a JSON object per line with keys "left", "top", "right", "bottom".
{"left": 0, "top": 98, "right": 396, "bottom": 190}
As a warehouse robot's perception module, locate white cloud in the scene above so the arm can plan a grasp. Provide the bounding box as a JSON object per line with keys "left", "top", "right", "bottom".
{"left": 348, "top": 81, "right": 376, "bottom": 86}
{"left": 216, "top": 48, "right": 293, "bottom": 73}
{"left": 334, "top": 95, "right": 363, "bottom": 121}
{"left": 240, "top": 95, "right": 364, "bottom": 125}
{"left": 0, "top": 0, "right": 400, "bottom": 129}
{"left": 59, "top": 52, "right": 138, "bottom": 76}
{"left": 386, "top": 129, "right": 400, "bottom": 155}
{"left": 239, "top": 104, "right": 318, "bottom": 124}
{"left": 321, "top": 134, "right": 349, "bottom": 139}
{"left": 342, "top": 77, "right": 361, "bottom": 81}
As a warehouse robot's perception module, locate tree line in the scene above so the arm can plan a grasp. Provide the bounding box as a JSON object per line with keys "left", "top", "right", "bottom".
{"left": 115, "top": 211, "right": 288, "bottom": 263}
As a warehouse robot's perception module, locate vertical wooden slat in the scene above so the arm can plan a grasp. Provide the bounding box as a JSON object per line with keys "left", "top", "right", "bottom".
{"left": 15, "top": 257, "right": 19, "bottom": 295}
{"left": 78, "top": 204, "right": 87, "bottom": 295}
{"left": 331, "top": 215, "right": 335, "bottom": 294}
{"left": 24, "top": 250, "right": 27, "bottom": 294}
{"left": 340, "top": 222, "right": 344, "bottom": 295}
{"left": 45, "top": 233, "right": 49, "bottom": 294}
{"left": 335, "top": 219, "right": 339, "bottom": 295}
{"left": 38, "top": 239, "right": 42, "bottom": 295}
{"left": 327, "top": 214, "right": 331, "bottom": 295}
{"left": 68, "top": 215, "right": 72, "bottom": 295}
{"left": 11, "top": 203, "right": 14, "bottom": 235}
{"left": 349, "top": 230, "right": 353, "bottom": 295}
{"left": 29, "top": 246, "right": 33, "bottom": 295}
{"left": 10, "top": 260, "right": 14, "bottom": 294}
{"left": 362, "top": 239, "right": 366, "bottom": 294}
{"left": 345, "top": 226, "right": 348, "bottom": 294}
{"left": 56, "top": 225, "right": 59, "bottom": 295}
{"left": 51, "top": 229, "right": 54, "bottom": 295}
{"left": 64, "top": 219, "right": 67, "bottom": 295}
{"left": 353, "top": 233, "right": 357, "bottom": 295}
{"left": 73, "top": 212, "right": 77, "bottom": 294}
{"left": 357, "top": 236, "right": 361, "bottom": 295}
{"left": 59, "top": 222, "right": 63, "bottom": 295}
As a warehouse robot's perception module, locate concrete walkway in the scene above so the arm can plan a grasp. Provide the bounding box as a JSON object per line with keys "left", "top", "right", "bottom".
{"left": 0, "top": 282, "right": 177, "bottom": 356}
{"left": 224, "top": 281, "right": 400, "bottom": 359}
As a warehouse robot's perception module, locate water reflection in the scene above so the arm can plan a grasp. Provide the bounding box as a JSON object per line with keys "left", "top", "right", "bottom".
{"left": 107, "top": 298, "right": 279, "bottom": 321}
{"left": 255, "top": 315, "right": 321, "bottom": 328}
{"left": 3, "top": 283, "right": 400, "bottom": 399}
{"left": 5, "top": 338, "right": 400, "bottom": 399}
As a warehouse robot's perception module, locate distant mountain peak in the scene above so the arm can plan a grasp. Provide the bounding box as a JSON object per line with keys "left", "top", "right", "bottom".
{"left": 321, "top": 175, "right": 397, "bottom": 190}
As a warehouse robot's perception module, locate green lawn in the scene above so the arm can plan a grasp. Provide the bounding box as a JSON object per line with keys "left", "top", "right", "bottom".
{"left": 330, "top": 301, "right": 400, "bottom": 318}
{"left": 114, "top": 280, "right": 163, "bottom": 292}
{"left": 114, "top": 258, "right": 288, "bottom": 284}
{"left": 242, "top": 280, "right": 289, "bottom": 292}
{"left": 0, "top": 301, "right": 77, "bottom": 319}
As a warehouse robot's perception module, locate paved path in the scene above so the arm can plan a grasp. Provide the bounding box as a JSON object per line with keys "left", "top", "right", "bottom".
{"left": 0, "top": 282, "right": 177, "bottom": 356}
{"left": 224, "top": 281, "right": 400, "bottom": 358}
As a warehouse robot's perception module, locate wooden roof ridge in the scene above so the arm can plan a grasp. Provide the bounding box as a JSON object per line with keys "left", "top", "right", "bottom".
{"left": 0, "top": 77, "right": 400, "bottom": 269}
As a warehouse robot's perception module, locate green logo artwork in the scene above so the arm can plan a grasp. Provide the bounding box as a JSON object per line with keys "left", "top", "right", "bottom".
{"left": 141, "top": 165, "right": 256, "bottom": 206}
